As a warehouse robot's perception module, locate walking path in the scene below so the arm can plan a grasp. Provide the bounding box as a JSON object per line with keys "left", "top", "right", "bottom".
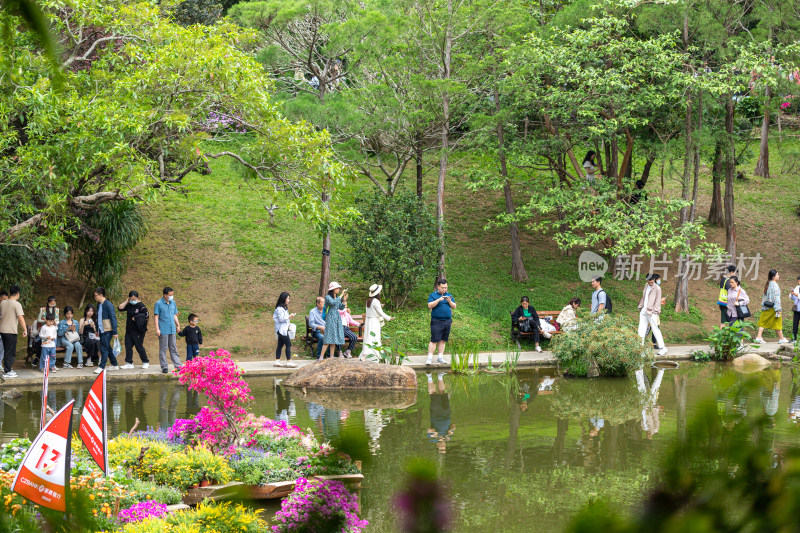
{"left": 0, "top": 342, "right": 792, "bottom": 389}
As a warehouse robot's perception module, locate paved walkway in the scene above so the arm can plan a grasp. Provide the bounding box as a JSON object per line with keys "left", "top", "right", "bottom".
{"left": 0, "top": 342, "right": 791, "bottom": 389}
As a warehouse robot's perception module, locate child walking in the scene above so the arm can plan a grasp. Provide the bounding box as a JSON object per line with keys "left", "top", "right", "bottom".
{"left": 39, "top": 312, "right": 58, "bottom": 372}
{"left": 178, "top": 314, "right": 203, "bottom": 361}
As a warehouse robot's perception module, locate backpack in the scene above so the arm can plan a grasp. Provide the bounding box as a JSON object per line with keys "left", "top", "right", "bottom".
{"left": 134, "top": 305, "right": 149, "bottom": 333}
{"left": 599, "top": 290, "right": 613, "bottom": 314}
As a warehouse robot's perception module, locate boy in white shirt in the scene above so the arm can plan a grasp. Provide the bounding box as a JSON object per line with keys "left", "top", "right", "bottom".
{"left": 38, "top": 312, "right": 58, "bottom": 372}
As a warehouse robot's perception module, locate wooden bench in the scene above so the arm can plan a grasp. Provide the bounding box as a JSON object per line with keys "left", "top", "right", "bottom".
{"left": 25, "top": 323, "right": 66, "bottom": 366}
{"left": 303, "top": 314, "right": 365, "bottom": 353}
{"left": 510, "top": 310, "right": 564, "bottom": 347}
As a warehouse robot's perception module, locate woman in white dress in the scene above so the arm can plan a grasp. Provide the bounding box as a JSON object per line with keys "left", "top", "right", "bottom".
{"left": 359, "top": 284, "right": 393, "bottom": 361}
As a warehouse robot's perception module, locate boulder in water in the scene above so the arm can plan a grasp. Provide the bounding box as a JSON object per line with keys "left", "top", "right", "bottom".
{"left": 283, "top": 358, "right": 416, "bottom": 390}
{"left": 733, "top": 353, "right": 772, "bottom": 371}
{"left": 1, "top": 388, "right": 22, "bottom": 401}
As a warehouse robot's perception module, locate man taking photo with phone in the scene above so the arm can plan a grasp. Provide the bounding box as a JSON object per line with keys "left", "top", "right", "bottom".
{"left": 427, "top": 279, "right": 456, "bottom": 365}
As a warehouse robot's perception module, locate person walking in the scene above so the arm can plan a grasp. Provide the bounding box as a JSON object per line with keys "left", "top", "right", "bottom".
{"left": 717, "top": 265, "right": 737, "bottom": 327}
{"left": 637, "top": 274, "right": 667, "bottom": 356}
{"left": 319, "top": 282, "right": 347, "bottom": 361}
{"left": 790, "top": 276, "right": 800, "bottom": 343}
{"left": 80, "top": 304, "right": 99, "bottom": 367}
{"left": 308, "top": 297, "right": 326, "bottom": 359}
{"left": 427, "top": 278, "right": 456, "bottom": 365}
{"left": 154, "top": 287, "right": 182, "bottom": 374}
{"left": 273, "top": 292, "right": 296, "bottom": 367}
{"left": 58, "top": 306, "right": 84, "bottom": 368}
{"left": 0, "top": 286, "right": 26, "bottom": 379}
{"left": 359, "top": 284, "right": 393, "bottom": 361}
{"left": 726, "top": 276, "right": 750, "bottom": 324}
{"left": 755, "top": 269, "right": 790, "bottom": 344}
{"left": 118, "top": 291, "right": 150, "bottom": 369}
{"left": 93, "top": 287, "right": 120, "bottom": 374}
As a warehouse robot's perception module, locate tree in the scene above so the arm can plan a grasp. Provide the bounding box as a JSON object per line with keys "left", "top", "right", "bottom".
{"left": 70, "top": 200, "right": 148, "bottom": 307}
{"left": 1, "top": 0, "right": 347, "bottom": 272}
{"left": 343, "top": 192, "right": 439, "bottom": 308}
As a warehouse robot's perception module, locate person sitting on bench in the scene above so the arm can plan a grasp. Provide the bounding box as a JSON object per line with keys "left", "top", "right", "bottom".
{"left": 512, "top": 296, "right": 542, "bottom": 353}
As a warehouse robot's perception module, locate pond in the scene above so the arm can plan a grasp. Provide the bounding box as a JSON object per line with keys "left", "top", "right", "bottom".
{"left": 1, "top": 363, "right": 798, "bottom": 532}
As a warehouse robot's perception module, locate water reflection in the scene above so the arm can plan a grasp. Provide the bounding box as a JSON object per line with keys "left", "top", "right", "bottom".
{"left": 2, "top": 364, "right": 798, "bottom": 532}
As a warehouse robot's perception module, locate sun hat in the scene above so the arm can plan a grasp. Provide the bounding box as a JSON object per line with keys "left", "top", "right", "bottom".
{"left": 328, "top": 281, "right": 342, "bottom": 291}
{"left": 368, "top": 284, "right": 383, "bottom": 297}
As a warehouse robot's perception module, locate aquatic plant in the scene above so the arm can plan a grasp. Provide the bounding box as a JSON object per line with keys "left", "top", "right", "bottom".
{"left": 272, "top": 478, "right": 367, "bottom": 533}
{"left": 705, "top": 320, "right": 753, "bottom": 360}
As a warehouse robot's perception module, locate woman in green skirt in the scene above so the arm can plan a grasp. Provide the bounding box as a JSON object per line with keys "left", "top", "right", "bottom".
{"left": 755, "top": 269, "right": 790, "bottom": 344}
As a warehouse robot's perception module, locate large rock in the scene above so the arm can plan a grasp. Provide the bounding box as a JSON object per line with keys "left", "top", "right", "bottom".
{"left": 283, "top": 358, "right": 417, "bottom": 390}
{"left": 733, "top": 353, "right": 772, "bottom": 372}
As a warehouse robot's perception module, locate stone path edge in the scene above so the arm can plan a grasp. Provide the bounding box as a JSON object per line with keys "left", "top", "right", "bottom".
{"left": 0, "top": 343, "right": 791, "bottom": 389}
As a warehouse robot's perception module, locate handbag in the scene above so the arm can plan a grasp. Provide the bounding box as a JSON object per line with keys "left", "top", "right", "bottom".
{"left": 288, "top": 323, "right": 297, "bottom": 340}
{"left": 735, "top": 290, "right": 751, "bottom": 318}
{"left": 518, "top": 318, "right": 532, "bottom": 333}
{"left": 763, "top": 300, "right": 775, "bottom": 308}
{"left": 65, "top": 330, "right": 80, "bottom": 343}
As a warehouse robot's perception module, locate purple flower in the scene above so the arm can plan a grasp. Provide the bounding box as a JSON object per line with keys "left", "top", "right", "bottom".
{"left": 117, "top": 501, "right": 169, "bottom": 523}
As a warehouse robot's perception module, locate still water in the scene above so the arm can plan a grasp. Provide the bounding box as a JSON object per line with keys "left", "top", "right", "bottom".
{"left": 1, "top": 364, "right": 799, "bottom": 532}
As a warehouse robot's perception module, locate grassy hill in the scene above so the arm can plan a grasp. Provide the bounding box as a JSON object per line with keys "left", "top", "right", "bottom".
{"left": 33, "top": 129, "right": 800, "bottom": 359}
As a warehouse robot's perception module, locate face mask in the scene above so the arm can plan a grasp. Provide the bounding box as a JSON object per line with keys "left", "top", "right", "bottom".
{"left": 168, "top": 295, "right": 174, "bottom": 302}
{"left": 656, "top": 280, "right": 661, "bottom": 286}
{"left": 130, "top": 300, "right": 139, "bottom": 305}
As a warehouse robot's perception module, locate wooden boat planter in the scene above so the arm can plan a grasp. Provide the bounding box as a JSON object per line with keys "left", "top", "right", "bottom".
{"left": 182, "top": 472, "right": 364, "bottom": 506}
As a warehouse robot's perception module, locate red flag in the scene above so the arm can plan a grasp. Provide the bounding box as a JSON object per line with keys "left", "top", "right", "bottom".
{"left": 79, "top": 369, "right": 108, "bottom": 473}
{"left": 41, "top": 355, "right": 50, "bottom": 430}
{"left": 11, "top": 400, "right": 75, "bottom": 512}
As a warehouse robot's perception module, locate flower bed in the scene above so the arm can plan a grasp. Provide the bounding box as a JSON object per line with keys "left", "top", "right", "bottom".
{"left": 0, "top": 350, "right": 367, "bottom": 531}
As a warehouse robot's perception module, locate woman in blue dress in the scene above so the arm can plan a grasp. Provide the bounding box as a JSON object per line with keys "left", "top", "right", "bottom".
{"left": 320, "top": 281, "right": 348, "bottom": 361}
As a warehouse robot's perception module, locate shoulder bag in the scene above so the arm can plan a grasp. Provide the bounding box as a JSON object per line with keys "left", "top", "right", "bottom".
{"left": 736, "top": 290, "right": 751, "bottom": 319}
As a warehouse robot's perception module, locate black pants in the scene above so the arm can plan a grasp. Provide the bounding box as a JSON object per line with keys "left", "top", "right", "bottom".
{"left": 793, "top": 311, "right": 800, "bottom": 341}
{"left": 125, "top": 330, "right": 149, "bottom": 364}
{"left": 84, "top": 338, "right": 99, "bottom": 363}
{"left": 1, "top": 333, "right": 16, "bottom": 373}
{"left": 342, "top": 327, "right": 357, "bottom": 353}
{"left": 276, "top": 333, "right": 291, "bottom": 360}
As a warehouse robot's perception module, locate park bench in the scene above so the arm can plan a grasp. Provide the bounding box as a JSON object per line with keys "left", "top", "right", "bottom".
{"left": 510, "top": 310, "right": 563, "bottom": 349}
{"left": 25, "top": 323, "right": 66, "bottom": 366}
{"left": 303, "top": 314, "right": 365, "bottom": 354}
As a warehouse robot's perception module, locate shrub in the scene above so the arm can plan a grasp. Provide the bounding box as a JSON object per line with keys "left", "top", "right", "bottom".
{"left": 272, "top": 478, "right": 367, "bottom": 533}
{"left": 117, "top": 501, "right": 169, "bottom": 523}
{"left": 706, "top": 320, "right": 752, "bottom": 360}
{"left": 343, "top": 191, "right": 439, "bottom": 309}
{"left": 108, "top": 436, "right": 178, "bottom": 479}
{"left": 123, "top": 501, "right": 266, "bottom": 533}
{"left": 551, "top": 315, "right": 652, "bottom": 377}
{"left": 149, "top": 446, "right": 233, "bottom": 489}
{"left": 0, "top": 438, "right": 31, "bottom": 471}
{"left": 124, "top": 479, "right": 183, "bottom": 505}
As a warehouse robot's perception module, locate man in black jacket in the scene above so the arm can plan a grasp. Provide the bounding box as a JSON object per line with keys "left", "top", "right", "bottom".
{"left": 118, "top": 290, "right": 150, "bottom": 369}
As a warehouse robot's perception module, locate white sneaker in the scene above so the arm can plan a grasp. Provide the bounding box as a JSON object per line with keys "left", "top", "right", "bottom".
{"left": 4, "top": 371, "right": 17, "bottom": 379}
{"left": 437, "top": 357, "right": 447, "bottom": 365}
{"left": 778, "top": 338, "right": 789, "bottom": 344}
{"left": 275, "top": 361, "right": 285, "bottom": 367}
{"left": 94, "top": 368, "right": 103, "bottom": 374}
{"left": 426, "top": 356, "right": 433, "bottom": 365}
{"left": 85, "top": 361, "right": 93, "bottom": 367}
{"left": 51, "top": 367, "right": 59, "bottom": 372}
{"left": 286, "top": 362, "right": 297, "bottom": 368}
{"left": 535, "top": 346, "right": 543, "bottom": 353}
{"left": 63, "top": 363, "right": 73, "bottom": 369}
{"left": 754, "top": 338, "right": 765, "bottom": 344}
{"left": 76, "top": 364, "right": 83, "bottom": 369}
{"left": 141, "top": 363, "right": 149, "bottom": 369}
{"left": 121, "top": 363, "right": 135, "bottom": 369}
{"left": 657, "top": 347, "right": 668, "bottom": 356}
{"left": 109, "top": 365, "right": 120, "bottom": 370}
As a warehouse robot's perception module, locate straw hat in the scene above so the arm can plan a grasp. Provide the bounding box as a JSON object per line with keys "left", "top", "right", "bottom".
{"left": 368, "top": 284, "right": 383, "bottom": 297}
{"left": 328, "top": 281, "right": 342, "bottom": 291}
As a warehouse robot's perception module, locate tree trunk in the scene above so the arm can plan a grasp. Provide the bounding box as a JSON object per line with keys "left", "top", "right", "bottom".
{"left": 604, "top": 141, "right": 612, "bottom": 179}
{"left": 494, "top": 85, "right": 528, "bottom": 283}
{"left": 435, "top": 6, "right": 452, "bottom": 279}
{"left": 416, "top": 133, "right": 424, "bottom": 199}
{"left": 318, "top": 192, "right": 331, "bottom": 297}
{"left": 674, "top": 91, "right": 695, "bottom": 312}
{"left": 640, "top": 152, "right": 656, "bottom": 186}
{"left": 609, "top": 138, "right": 619, "bottom": 180}
{"left": 616, "top": 129, "right": 634, "bottom": 191}
{"left": 708, "top": 139, "right": 725, "bottom": 225}
{"left": 754, "top": 85, "right": 771, "bottom": 178}
{"left": 724, "top": 95, "right": 736, "bottom": 258}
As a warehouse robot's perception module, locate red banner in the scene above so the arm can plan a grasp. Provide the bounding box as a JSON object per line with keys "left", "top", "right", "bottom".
{"left": 11, "top": 400, "right": 75, "bottom": 512}
{"left": 40, "top": 354, "right": 50, "bottom": 430}
{"left": 79, "top": 369, "right": 108, "bottom": 473}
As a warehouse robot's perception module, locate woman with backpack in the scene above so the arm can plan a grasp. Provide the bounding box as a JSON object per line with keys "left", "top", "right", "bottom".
{"left": 755, "top": 269, "right": 790, "bottom": 344}
{"left": 118, "top": 290, "right": 150, "bottom": 369}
